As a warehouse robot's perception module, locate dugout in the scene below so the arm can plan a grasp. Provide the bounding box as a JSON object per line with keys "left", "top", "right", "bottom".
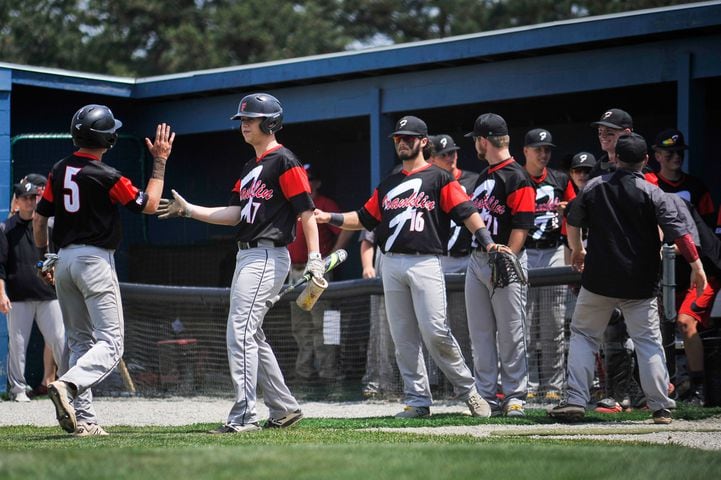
{"left": 1, "top": 2, "right": 720, "bottom": 286}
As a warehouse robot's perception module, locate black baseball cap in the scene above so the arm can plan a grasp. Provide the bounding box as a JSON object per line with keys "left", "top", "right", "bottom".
{"left": 389, "top": 116, "right": 428, "bottom": 137}
{"left": 24, "top": 173, "right": 48, "bottom": 187}
{"left": 615, "top": 133, "right": 648, "bottom": 164}
{"left": 14, "top": 180, "right": 39, "bottom": 197}
{"left": 570, "top": 152, "right": 596, "bottom": 170}
{"left": 652, "top": 128, "right": 688, "bottom": 151}
{"left": 590, "top": 108, "right": 633, "bottom": 130}
{"left": 464, "top": 113, "right": 508, "bottom": 138}
{"left": 524, "top": 128, "right": 555, "bottom": 148}
{"left": 430, "top": 134, "right": 460, "bottom": 155}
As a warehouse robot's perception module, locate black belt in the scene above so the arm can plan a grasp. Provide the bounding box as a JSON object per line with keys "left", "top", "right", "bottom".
{"left": 237, "top": 239, "right": 282, "bottom": 250}
{"left": 525, "top": 238, "right": 561, "bottom": 249}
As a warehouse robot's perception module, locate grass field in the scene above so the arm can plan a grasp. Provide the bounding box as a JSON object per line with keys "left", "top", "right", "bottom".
{"left": 1, "top": 407, "right": 720, "bottom": 480}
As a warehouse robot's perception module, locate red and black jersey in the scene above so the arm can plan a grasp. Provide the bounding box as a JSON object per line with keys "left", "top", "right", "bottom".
{"left": 357, "top": 163, "right": 476, "bottom": 255}
{"left": 525, "top": 168, "right": 575, "bottom": 246}
{"left": 36, "top": 152, "right": 147, "bottom": 250}
{"left": 448, "top": 169, "right": 479, "bottom": 256}
{"left": 656, "top": 172, "right": 716, "bottom": 227}
{"left": 229, "top": 145, "right": 314, "bottom": 245}
{"left": 469, "top": 158, "right": 535, "bottom": 246}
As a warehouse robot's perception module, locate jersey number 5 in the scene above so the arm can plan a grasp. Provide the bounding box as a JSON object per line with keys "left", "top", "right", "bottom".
{"left": 64, "top": 166, "right": 81, "bottom": 213}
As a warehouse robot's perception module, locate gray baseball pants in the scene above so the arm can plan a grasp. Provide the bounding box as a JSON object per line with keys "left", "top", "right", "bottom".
{"left": 566, "top": 287, "right": 675, "bottom": 412}
{"left": 54, "top": 245, "right": 123, "bottom": 424}
{"left": 226, "top": 245, "right": 300, "bottom": 427}
{"left": 381, "top": 253, "right": 476, "bottom": 408}
{"left": 6, "top": 300, "right": 66, "bottom": 395}
{"left": 465, "top": 250, "right": 529, "bottom": 409}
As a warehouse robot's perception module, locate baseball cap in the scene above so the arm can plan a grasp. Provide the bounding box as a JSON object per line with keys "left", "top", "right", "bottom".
{"left": 464, "top": 113, "right": 508, "bottom": 138}
{"left": 430, "top": 134, "right": 461, "bottom": 155}
{"left": 570, "top": 152, "right": 597, "bottom": 170}
{"left": 524, "top": 128, "right": 555, "bottom": 148}
{"left": 389, "top": 115, "right": 428, "bottom": 137}
{"left": 652, "top": 128, "right": 688, "bottom": 151}
{"left": 615, "top": 133, "right": 648, "bottom": 164}
{"left": 590, "top": 108, "right": 633, "bottom": 130}
{"left": 24, "top": 173, "right": 48, "bottom": 187}
{"left": 14, "top": 180, "right": 39, "bottom": 197}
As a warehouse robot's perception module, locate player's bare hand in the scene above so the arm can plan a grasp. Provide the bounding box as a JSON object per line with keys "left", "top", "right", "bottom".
{"left": 570, "top": 248, "right": 586, "bottom": 272}
{"left": 0, "top": 293, "right": 11, "bottom": 314}
{"left": 362, "top": 266, "right": 376, "bottom": 279}
{"left": 689, "top": 260, "right": 708, "bottom": 298}
{"left": 314, "top": 209, "right": 330, "bottom": 224}
{"left": 556, "top": 201, "right": 568, "bottom": 215}
{"left": 487, "top": 243, "right": 513, "bottom": 255}
{"left": 157, "top": 190, "right": 192, "bottom": 219}
{"left": 145, "top": 123, "right": 175, "bottom": 160}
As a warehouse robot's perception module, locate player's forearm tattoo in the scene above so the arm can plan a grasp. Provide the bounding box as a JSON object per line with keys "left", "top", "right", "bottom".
{"left": 151, "top": 157, "right": 167, "bottom": 179}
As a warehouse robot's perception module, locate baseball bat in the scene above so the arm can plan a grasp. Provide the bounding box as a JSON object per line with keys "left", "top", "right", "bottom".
{"left": 264, "top": 249, "right": 348, "bottom": 309}
{"left": 117, "top": 358, "right": 136, "bottom": 394}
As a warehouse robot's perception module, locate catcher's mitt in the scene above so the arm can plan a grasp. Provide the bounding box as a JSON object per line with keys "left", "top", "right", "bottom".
{"left": 489, "top": 250, "right": 527, "bottom": 291}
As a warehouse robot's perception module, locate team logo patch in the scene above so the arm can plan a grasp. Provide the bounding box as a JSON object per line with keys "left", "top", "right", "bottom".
{"left": 399, "top": 119, "right": 407, "bottom": 128}
{"left": 579, "top": 154, "right": 587, "bottom": 162}
{"left": 240, "top": 101, "right": 247, "bottom": 112}
{"left": 602, "top": 111, "right": 613, "bottom": 119}
{"left": 440, "top": 138, "right": 448, "bottom": 148}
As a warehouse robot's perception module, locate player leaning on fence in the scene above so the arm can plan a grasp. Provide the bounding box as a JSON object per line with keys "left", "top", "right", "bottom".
{"left": 33, "top": 104, "right": 174, "bottom": 436}
{"left": 157, "top": 93, "right": 321, "bottom": 434}
{"left": 315, "top": 115, "right": 512, "bottom": 419}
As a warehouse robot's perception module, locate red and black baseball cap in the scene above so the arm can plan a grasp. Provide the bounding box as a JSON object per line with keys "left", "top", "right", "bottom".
{"left": 590, "top": 108, "right": 633, "bottom": 130}
{"left": 389, "top": 116, "right": 428, "bottom": 137}
{"left": 652, "top": 128, "right": 688, "bottom": 151}
{"left": 465, "top": 113, "right": 508, "bottom": 138}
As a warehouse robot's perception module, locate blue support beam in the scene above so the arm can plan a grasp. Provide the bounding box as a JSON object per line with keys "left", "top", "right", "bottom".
{"left": 0, "top": 69, "right": 11, "bottom": 219}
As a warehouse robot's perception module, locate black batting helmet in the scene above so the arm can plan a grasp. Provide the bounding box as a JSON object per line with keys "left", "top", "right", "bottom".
{"left": 230, "top": 93, "right": 283, "bottom": 134}
{"left": 70, "top": 104, "right": 122, "bottom": 149}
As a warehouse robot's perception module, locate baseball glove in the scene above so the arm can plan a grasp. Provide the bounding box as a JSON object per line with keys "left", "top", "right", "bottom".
{"left": 489, "top": 250, "right": 527, "bottom": 291}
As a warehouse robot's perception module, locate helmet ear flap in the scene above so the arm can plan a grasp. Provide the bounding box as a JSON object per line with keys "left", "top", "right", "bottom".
{"left": 260, "top": 112, "right": 283, "bottom": 135}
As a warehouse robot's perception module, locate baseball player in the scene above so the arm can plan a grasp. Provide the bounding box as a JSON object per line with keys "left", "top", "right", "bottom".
{"left": 0, "top": 180, "right": 66, "bottom": 402}
{"left": 157, "top": 93, "right": 321, "bottom": 433}
{"left": 315, "top": 115, "right": 500, "bottom": 418}
{"left": 464, "top": 113, "right": 536, "bottom": 417}
{"left": 549, "top": 133, "right": 707, "bottom": 425}
{"left": 652, "top": 128, "right": 716, "bottom": 228}
{"left": 588, "top": 108, "right": 633, "bottom": 178}
{"left": 522, "top": 128, "right": 575, "bottom": 402}
{"left": 33, "top": 104, "right": 174, "bottom": 436}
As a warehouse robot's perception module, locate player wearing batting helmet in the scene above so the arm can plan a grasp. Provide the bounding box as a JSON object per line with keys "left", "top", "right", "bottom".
{"left": 157, "top": 93, "right": 320, "bottom": 433}
{"left": 316, "top": 115, "right": 510, "bottom": 419}
{"left": 34, "top": 104, "right": 174, "bottom": 435}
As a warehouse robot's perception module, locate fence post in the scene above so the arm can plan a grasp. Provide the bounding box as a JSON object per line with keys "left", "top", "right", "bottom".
{"left": 661, "top": 244, "right": 677, "bottom": 379}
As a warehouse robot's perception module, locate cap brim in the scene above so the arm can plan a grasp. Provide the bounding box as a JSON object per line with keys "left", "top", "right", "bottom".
{"left": 463, "top": 131, "right": 476, "bottom": 138}
{"left": 590, "top": 121, "right": 624, "bottom": 129}
{"left": 652, "top": 144, "right": 688, "bottom": 151}
{"left": 436, "top": 146, "right": 461, "bottom": 155}
{"left": 525, "top": 142, "right": 556, "bottom": 148}
{"left": 388, "top": 131, "right": 425, "bottom": 137}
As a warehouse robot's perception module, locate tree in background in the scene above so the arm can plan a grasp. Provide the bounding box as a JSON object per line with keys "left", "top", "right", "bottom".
{"left": 0, "top": 0, "right": 696, "bottom": 77}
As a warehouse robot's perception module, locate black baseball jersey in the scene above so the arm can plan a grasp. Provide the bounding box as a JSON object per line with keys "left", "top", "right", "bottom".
{"left": 229, "top": 145, "right": 314, "bottom": 245}
{"left": 357, "top": 163, "right": 476, "bottom": 255}
{"left": 656, "top": 172, "right": 716, "bottom": 227}
{"left": 448, "top": 169, "right": 480, "bottom": 256}
{"left": 36, "top": 152, "right": 147, "bottom": 249}
{"left": 525, "top": 168, "right": 575, "bottom": 245}
{"left": 469, "top": 158, "right": 536, "bottom": 246}
{"left": 568, "top": 169, "right": 689, "bottom": 299}
{"left": 0, "top": 216, "right": 57, "bottom": 301}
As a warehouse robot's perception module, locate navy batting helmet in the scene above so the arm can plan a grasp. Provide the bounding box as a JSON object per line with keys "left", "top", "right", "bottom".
{"left": 231, "top": 93, "right": 283, "bottom": 134}
{"left": 71, "top": 104, "right": 122, "bottom": 149}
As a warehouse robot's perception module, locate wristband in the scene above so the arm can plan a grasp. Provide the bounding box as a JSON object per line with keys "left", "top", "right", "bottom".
{"left": 329, "top": 213, "right": 344, "bottom": 227}
{"left": 474, "top": 227, "right": 494, "bottom": 251}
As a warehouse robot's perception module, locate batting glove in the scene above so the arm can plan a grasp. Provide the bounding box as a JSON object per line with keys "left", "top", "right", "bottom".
{"left": 157, "top": 189, "right": 193, "bottom": 219}
{"left": 305, "top": 252, "right": 325, "bottom": 281}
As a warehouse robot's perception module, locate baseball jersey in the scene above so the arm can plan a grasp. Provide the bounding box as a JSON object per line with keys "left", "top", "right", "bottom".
{"left": 287, "top": 193, "right": 341, "bottom": 264}
{"left": 448, "top": 169, "right": 480, "bottom": 256}
{"left": 36, "top": 152, "right": 147, "bottom": 249}
{"left": 357, "top": 163, "right": 475, "bottom": 255}
{"left": 469, "top": 158, "right": 536, "bottom": 246}
{"left": 567, "top": 169, "right": 689, "bottom": 299}
{"left": 229, "top": 145, "right": 314, "bottom": 245}
{"left": 656, "top": 172, "right": 716, "bottom": 227}
{"left": 525, "top": 168, "right": 576, "bottom": 244}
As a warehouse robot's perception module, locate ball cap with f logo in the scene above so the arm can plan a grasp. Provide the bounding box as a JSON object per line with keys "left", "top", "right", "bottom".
{"left": 389, "top": 115, "right": 428, "bottom": 137}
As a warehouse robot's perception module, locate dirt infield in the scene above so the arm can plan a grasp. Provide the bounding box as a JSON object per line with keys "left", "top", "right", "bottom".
{"left": 2, "top": 396, "right": 720, "bottom": 450}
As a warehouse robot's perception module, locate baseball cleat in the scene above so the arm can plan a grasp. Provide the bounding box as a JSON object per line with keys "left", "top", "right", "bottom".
{"left": 264, "top": 409, "right": 304, "bottom": 429}
{"left": 594, "top": 397, "right": 623, "bottom": 414}
{"left": 74, "top": 423, "right": 109, "bottom": 436}
{"left": 548, "top": 402, "right": 586, "bottom": 422}
{"left": 505, "top": 403, "right": 525, "bottom": 417}
{"left": 48, "top": 381, "right": 77, "bottom": 433}
{"left": 208, "top": 423, "right": 261, "bottom": 434}
{"left": 652, "top": 408, "right": 673, "bottom": 425}
{"left": 465, "top": 391, "right": 492, "bottom": 418}
{"left": 395, "top": 406, "right": 431, "bottom": 418}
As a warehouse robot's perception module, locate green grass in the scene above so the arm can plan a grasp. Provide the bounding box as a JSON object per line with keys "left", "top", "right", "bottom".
{"left": 1, "top": 407, "right": 720, "bottom": 480}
